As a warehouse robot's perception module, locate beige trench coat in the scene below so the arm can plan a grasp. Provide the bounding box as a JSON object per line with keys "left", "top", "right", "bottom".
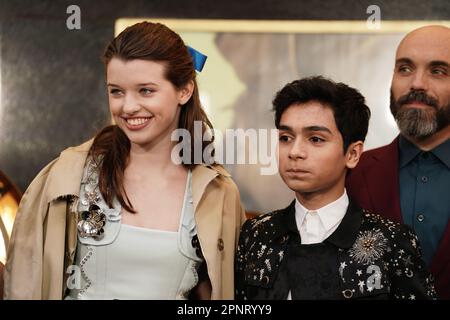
{"left": 4, "top": 140, "right": 246, "bottom": 299}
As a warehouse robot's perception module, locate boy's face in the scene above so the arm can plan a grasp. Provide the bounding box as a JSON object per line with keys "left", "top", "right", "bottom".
{"left": 278, "top": 101, "right": 356, "bottom": 203}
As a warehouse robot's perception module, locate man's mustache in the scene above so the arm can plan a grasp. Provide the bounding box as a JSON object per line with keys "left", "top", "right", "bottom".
{"left": 397, "top": 90, "right": 438, "bottom": 109}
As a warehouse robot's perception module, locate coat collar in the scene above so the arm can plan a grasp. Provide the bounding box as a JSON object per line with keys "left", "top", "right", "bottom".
{"left": 272, "top": 198, "right": 363, "bottom": 249}
{"left": 46, "top": 139, "right": 93, "bottom": 202}
{"left": 368, "top": 136, "right": 399, "bottom": 165}
{"left": 191, "top": 164, "right": 231, "bottom": 210}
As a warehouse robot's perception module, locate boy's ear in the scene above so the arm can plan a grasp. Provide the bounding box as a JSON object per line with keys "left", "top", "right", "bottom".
{"left": 178, "top": 80, "right": 194, "bottom": 106}
{"left": 345, "top": 141, "right": 364, "bottom": 169}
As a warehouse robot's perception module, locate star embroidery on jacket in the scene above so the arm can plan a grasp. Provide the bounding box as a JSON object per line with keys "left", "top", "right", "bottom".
{"left": 403, "top": 255, "right": 413, "bottom": 267}
{"left": 257, "top": 244, "right": 267, "bottom": 258}
{"left": 358, "top": 280, "right": 365, "bottom": 293}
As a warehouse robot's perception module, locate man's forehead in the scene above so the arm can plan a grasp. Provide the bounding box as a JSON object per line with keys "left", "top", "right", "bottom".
{"left": 396, "top": 27, "right": 450, "bottom": 62}
{"left": 396, "top": 46, "right": 450, "bottom": 65}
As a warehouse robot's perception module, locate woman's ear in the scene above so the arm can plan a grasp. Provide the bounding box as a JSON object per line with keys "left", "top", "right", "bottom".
{"left": 178, "top": 80, "right": 195, "bottom": 106}
{"left": 345, "top": 141, "right": 364, "bottom": 169}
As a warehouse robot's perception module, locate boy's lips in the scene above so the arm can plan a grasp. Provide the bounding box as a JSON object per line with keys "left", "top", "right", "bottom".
{"left": 287, "top": 168, "right": 310, "bottom": 173}
{"left": 286, "top": 168, "right": 311, "bottom": 177}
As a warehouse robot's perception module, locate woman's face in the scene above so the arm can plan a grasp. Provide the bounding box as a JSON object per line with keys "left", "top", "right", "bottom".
{"left": 106, "top": 58, "right": 192, "bottom": 151}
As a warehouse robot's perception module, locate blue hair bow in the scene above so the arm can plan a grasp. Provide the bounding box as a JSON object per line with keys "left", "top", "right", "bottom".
{"left": 187, "top": 46, "right": 207, "bottom": 72}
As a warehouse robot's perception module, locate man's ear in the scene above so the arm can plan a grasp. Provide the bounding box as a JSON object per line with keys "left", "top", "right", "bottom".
{"left": 345, "top": 141, "right": 364, "bottom": 169}
{"left": 178, "top": 80, "right": 194, "bottom": 106}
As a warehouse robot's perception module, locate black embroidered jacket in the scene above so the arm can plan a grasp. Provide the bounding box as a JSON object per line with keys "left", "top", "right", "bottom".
{"left": 235, "top": 200, "right": 437, "bottom": 300}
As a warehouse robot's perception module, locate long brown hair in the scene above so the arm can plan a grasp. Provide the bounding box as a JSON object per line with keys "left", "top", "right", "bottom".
{"left": 90, "top": 22, "right": 214, "bottom": 212}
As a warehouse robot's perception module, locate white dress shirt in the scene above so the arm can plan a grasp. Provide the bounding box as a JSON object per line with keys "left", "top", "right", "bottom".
{"left": 295, "top": 190, "right": 349, "bottom": 244}
{"left": 287, "top": 190, "right": 349, "bottom": 299}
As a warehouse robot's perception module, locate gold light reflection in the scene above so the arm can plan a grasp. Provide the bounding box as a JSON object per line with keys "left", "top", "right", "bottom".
{"left": 115, "top": 19, "right": 450, "bottom": 35}
{"left": 0, "top": 172, "right": 21, "bottom": 265}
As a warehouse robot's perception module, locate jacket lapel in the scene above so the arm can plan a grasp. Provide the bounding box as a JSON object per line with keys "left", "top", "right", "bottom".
{"left": 191, "top": 164, "right": 230, "bottom": 299}
{"left": 46, "top": 139, "right": 92, "bottom": 202}
{"left": 363, "top": 137, "right": 403, "bottom": 222}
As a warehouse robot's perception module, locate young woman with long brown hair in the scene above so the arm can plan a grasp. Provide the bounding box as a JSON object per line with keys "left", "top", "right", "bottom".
{"left": 4, "top": 22, "right": 245, "bottom": 300}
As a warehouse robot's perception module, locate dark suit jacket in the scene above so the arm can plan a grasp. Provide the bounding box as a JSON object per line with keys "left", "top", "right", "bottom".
{"left": 235, "top": 200, "right": 436, "bottom": 300}
{"left": 346, "top": 137, "right": 450, "bottom": 299}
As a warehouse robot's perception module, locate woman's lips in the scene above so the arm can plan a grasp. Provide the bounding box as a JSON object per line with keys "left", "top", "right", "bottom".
{"left": 123, "top": 116, "right": 153, "bottom": 131}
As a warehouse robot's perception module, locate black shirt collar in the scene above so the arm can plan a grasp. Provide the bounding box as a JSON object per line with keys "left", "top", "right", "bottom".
{"left": 433, "top": 137, "right": 450, "bottom": 169}
{"left": 399, "top": 135, "right": 450, "bottom": 169}
{"left": 399, "top": 135, "right": 421, "bottom": 168}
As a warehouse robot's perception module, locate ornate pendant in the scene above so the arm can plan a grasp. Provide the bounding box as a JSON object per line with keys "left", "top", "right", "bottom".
{"left": 77, "top": 204, "right": 106, "bottom": 239}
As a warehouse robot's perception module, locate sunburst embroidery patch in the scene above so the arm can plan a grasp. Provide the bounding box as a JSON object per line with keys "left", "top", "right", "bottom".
{"left": 349, "top": 229, "right": 388, "bottom": 265}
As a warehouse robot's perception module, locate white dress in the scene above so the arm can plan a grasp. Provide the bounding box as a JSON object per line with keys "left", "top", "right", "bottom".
{"left": 66, "top": 159, "right": 202, "bottom": 300}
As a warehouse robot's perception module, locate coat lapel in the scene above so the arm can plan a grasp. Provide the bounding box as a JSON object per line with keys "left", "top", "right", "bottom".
{"left": 191, "top": 164, "right": 230, "bottom": 299}
{"left": 46, "top": 139, "right": 92, "bottom": 202}
{"left": 363, "top": 137, "right": 403, "bottom": 222}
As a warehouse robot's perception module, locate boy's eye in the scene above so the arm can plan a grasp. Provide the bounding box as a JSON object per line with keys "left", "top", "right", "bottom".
{"left": 310, "top": 136, "right": 325, "bottom": 143}
{"left": 279, "top": 135, "right": 291, "bottom": 142}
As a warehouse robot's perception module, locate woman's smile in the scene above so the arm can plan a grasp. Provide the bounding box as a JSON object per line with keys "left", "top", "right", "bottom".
{"left": 122, "top": 116, "right": 154, "bottom": 131}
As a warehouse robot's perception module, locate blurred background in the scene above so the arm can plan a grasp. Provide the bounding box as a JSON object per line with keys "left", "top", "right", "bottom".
{"left": 0, "top": 1, "right": 449, "bottom": 263}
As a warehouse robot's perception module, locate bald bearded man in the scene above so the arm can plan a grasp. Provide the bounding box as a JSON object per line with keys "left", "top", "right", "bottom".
{"left": 347, "top": 25, "right": 450, "bottom": 299}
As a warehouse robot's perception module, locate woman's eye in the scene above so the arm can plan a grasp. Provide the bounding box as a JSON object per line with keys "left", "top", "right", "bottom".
{"left": 140, "top": 88, "right": 153, "bottom": 95}
{"left": 109, "top": 88, "right": 122, "bottom": 95}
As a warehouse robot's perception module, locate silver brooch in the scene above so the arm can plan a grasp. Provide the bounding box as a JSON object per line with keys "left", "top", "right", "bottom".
{"left": 349, "top": 229, "right": 388, "bottom": 265}
{"left": 77, "top": 204, "right": 106, "bottom": 239}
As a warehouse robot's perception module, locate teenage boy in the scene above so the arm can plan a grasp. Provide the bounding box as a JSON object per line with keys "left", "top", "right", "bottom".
{"left": 235, "top": 76, "right": 436, "bottom": 300}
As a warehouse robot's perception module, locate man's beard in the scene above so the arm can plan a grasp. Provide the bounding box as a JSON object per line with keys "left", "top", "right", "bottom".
{"left": 390, "top": 90, "right": 450, "bottom": 139}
